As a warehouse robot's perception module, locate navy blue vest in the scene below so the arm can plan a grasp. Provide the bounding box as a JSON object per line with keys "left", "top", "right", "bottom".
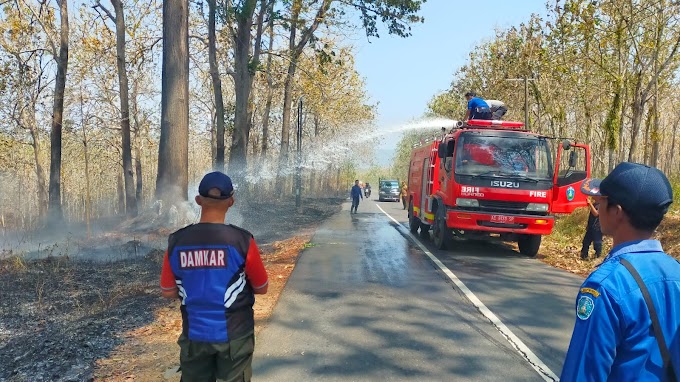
{"left": 168, "top": 223, "right": 255, "bottom": 342}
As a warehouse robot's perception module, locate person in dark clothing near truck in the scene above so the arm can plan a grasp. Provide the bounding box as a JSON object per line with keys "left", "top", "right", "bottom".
{"left": 580, "top": 197, "right": 603, "bottom": 259}
{"left": 350, "top": 179, "right": 363, "bottom": 214}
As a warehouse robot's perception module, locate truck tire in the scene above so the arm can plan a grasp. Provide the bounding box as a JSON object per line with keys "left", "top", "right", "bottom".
{"left": 419, "top": 223, "right": 430, "bottom": 239}
{"left": 518, "top": 234, "right": 541, "bottom": 257}
{"left": 432, "top": 209, "right": 450, "bottom": 250}
{"left": 408, "top": 202, "right": 420, "bottom": 234}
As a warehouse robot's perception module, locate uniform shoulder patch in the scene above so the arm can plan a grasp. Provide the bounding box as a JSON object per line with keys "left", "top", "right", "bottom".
{"left": 580, "top": 287, "right": 600, "bottom": 298}
{"left": 577, "top": 295, "right": 595, "bottom": 320}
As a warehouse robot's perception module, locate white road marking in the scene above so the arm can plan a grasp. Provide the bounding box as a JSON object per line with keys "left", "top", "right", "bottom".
{"left": 376, "top": 204, "right": 559, "bottom": 382}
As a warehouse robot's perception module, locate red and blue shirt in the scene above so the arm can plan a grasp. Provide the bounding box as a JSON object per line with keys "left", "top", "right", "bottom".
{"left": 160, "top": 223, "right": 268, "bottom": 343}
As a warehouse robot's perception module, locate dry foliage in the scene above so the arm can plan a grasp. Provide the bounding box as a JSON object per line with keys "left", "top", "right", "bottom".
{"left": 540, "top": 207, "right": 680, "bottom": 277}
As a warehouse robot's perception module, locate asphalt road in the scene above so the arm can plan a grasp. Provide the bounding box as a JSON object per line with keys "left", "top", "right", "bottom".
{"left": 253, "top": 198, "right": 586, "bottom": 381}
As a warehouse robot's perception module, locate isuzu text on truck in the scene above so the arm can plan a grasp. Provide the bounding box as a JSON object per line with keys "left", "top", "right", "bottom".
{"left": 407, "top": 119, "right": 591, "bottom": 256}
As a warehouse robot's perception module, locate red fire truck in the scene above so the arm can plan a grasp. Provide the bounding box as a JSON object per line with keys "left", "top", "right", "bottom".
{"left": 407, "top": 119, "right": 591, "bottom": 256}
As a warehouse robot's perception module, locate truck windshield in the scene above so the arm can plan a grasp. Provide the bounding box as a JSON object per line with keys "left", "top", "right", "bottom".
{"left": 455, "top": 133, "right": 551, "bottom": 179}
{"left": 381, "top": 181, "right": 399, "bottom": 188}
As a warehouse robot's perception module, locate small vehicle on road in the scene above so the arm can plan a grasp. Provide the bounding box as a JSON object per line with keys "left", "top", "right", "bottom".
{"left": 378, "top": 178, "right": 400, "bottom": 202}
{"left": 407, "top": 119, "right": 591, "bottom": 257}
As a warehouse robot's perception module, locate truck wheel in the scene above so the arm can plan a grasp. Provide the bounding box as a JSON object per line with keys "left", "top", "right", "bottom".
{"left": 419, "top": 223, "right": 430, "bottom": 239}
{"left": 432, "top": 211, "right": 450, "bottom": 250}
{"left": 408, "top": 203, "right": 420, "bottom": 234}
{"left": 518, "top": 235, "right": 542, "bottom": 257}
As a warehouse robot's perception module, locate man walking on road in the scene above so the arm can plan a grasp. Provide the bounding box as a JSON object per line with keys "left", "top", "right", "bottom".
{"left": 350, "top": 179, "right": 363, "bottom": 213}
{"left": 160, "top": 171, "right": 269, "bottom": 382}
{"left": 561, "top": 162, "right": 680, "bottom": 381}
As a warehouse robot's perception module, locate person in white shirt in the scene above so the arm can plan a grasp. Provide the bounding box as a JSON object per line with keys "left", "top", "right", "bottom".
{"left": 485, "top": 99, "right": 507, "bottom": 119}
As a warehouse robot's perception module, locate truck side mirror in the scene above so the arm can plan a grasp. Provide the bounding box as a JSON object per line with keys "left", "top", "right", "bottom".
{"left": 569, "top": 151, "right": 577, "bottom": 168}
{"left": 438, "top": 142, "right": 446, "bottom": 159}
{"left": 447, "top": 140, "right": 455, "bottom": 157}
{"left": 562, "top": 140, "right": 571, "bottom": 151}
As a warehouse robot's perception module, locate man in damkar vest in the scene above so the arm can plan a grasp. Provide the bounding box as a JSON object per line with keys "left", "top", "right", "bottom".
{"left": 160, "top": 171, "right": 268, "bottom": 382}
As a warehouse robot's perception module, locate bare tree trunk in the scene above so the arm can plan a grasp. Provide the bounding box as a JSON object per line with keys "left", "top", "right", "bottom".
{"left": 276, "top": 0, "right": 330, "bottom": 194}
{"left": 228, "top": 0, "right": 257, "bottom": 179}
{"left": 135, "top": 143, "right": 143, "bottom": 206}
{"left": 260, "top": 17, "right": 274, "bottom": 161}
{"left": 644, "top": 107, "right": 653, "bottom": 164}
{"left": 628, "top": 76, "right": 644, "bottom": 162}
{"left": 276, "top": 5, "right": 300, "bottom": 194}
{"left": 14, "top": 56, "right": 48, "bottom": 219}
{"left": 208, "top": 0, "right": 226, "bottom": 171}
{"left": 28, "top": 117, "right": 48, "bottom": 218}
{"left": 48, "top": 0, "right": 69, "bottom": 225}
{"left": 80, "top": 92, "right": 91, "bottom": 239}
{"left": 131, "top": 81, "right": 144, "bottom": 207}
{"left": 309, "top": 114, "right": 320, "bottom": 194}
{"left": 211, "top": 106, "right": 216, "bottom": 168}
{"left": 157, "top": 0, "right": 189, "bottom": 204}
{"left": 108, "top": 0, "right": 138, "bottom": 217}
{"left": 244, "top": 0, "right": 268, "bottom": 167}
{"left": 117, "top": 170, "right": 125, "bottom": 214}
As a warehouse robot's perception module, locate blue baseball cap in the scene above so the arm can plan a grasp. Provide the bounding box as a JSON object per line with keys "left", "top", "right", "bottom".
{"left": 580, "top": 162, "right": 673, "bottom": 215}
{"left": 198, "top": 171, "right": 234, "bottom": 199}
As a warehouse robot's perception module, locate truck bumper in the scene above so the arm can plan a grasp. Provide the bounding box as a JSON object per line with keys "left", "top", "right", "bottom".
{"left": 445, "top": 209, "right": 554, "bottom": 235}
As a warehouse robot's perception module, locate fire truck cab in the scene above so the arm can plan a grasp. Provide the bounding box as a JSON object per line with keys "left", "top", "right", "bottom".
{"left": 407, "top": 119, "right": 591, "bottom": 256}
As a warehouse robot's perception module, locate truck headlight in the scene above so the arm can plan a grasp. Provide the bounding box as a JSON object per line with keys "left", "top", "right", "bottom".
{"left": 456, "top": 198, "right": 479, "bottom": 207}
{"left": 526, "top": 203, "right": 549, "bottom": 212}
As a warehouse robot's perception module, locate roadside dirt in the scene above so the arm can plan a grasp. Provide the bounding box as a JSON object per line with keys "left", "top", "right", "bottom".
{"left": 0, "top": 197, "right": 343, "bottom": 382}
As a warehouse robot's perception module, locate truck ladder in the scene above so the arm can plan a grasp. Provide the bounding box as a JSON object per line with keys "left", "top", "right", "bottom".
{"left": 426, "top": 144, "right": 437, "bottom": 195}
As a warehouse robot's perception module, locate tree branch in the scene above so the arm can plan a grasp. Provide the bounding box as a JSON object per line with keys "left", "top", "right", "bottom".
{"left": 20, "top": 0, "right": 57, "bottom": 58}
{"left": 294, "top": 0, "right": 332, "bottom": 55}
{"left": 93, "top": 1, "right": 116, "bottom": 24}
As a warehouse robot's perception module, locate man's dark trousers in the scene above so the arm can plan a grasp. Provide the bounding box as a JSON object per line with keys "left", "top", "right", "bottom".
{"left": 351, "top": 197, "right": 360, "bottom": 213}
{"left": 581, "top": 226, "right": 602, "bottom": 259}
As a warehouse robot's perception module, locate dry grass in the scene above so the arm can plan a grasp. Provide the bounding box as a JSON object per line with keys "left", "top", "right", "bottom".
{"left": 540, "top": 197, "right": 680, "bottom": 277}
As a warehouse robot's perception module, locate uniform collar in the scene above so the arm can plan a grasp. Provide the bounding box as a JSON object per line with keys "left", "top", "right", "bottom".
{"left": 601, "top": 239, "right": 663, "bottom": 263}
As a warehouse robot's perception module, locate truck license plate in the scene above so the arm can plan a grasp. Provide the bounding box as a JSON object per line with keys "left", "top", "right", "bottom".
{"left": 491, "top": 215, "right": 514, "bottom": 223}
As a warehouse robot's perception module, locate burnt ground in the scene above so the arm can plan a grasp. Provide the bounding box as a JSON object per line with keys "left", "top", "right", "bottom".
{"left": 0, "top": 197, "right": 343, "bottom": 382}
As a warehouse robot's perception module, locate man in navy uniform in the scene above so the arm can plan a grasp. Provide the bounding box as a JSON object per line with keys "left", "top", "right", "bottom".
{"left": 561, "top": 162, "right": 679, "bottom": 381}
{"left": 160, "top": 171, "right": 269, "bottom": 382}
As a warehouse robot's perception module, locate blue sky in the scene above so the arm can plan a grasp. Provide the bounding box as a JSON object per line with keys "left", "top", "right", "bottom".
{"left": 346, "top": 1, "right": 549, "bottom": 164}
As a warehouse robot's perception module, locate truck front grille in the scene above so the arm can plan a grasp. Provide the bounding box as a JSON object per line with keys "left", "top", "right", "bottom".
{"left": 457, "top": 200, "right": 547, "bottom": 216}
{"left": 478, "top": 200, "right": 528, "bottom": 212}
